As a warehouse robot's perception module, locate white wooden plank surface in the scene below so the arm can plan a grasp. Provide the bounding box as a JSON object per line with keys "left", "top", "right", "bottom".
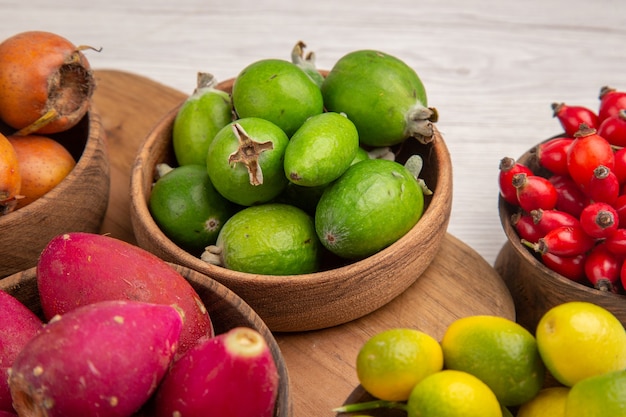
{"left": 2, "top": 0, "right": 625, "bottom": 265}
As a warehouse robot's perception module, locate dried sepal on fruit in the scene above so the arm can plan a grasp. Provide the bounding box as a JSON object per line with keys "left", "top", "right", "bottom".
{"left": 0, "top": 31, "right": 98, "bottom": 135}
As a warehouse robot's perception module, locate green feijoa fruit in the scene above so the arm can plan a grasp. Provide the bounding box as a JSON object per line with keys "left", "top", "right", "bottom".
{"left": 206, "top": 117, "right": 289, "bottom": 206}
{"left": 231, "top": 58, "right": 324, "bottom": 137}
{"left": 278, "top": 182, "right": 327, "bottom": 216}
{"left": 149, "top": 164, "right": 238, "bottom": 256}
{"left": 172, "top": 73, "right": 232, "bottom": 166}
{"left": 202, "top": 203, "right": 320, "bottom": 275}
{"left": 315, "top": 158, "right": 424, "bottom": 259}
{"left": 321, "top": 49, "right": 437, "bottom": 147}
{"left": 351, "top": 146, "right": 371, "bottom": 166}
{"left": 284, "top": 112, "right": 359, "bottom": 187}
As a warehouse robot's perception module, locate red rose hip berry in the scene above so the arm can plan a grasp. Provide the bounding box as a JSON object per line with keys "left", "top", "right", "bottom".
{"left": 579, "top": 202, "right": 619, "bottom": 239}
{"left": 513, "top": 173, "right": 558, "bottom": 212}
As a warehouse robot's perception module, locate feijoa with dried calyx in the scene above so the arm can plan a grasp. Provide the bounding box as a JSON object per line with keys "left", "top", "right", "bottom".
{"left": 315, "top": 158, "right": 424, "bottom": 259}
{"left": 149, "top": 164, "right": 238, "bottom": 256}
{"left": 284, "top": 112, "right": 359, "bottom": 187}
{"left": 172, "top": 72, "right": 233, "bottom": 166}
{"left": 206, "top": 117, "right": 289, "bottom": 206}
{"left": 202, "top": 203, "right": 320, "bottom": 275}
{"left": 321, "top": 49, "right": 437, "bottom": 147}
{"left": 231, "top": 58, "right": 324, "bottom": 137}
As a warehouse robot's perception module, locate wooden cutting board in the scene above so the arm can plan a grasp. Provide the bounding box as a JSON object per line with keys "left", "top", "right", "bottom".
{"left": 92, "top": 69, "right": 515, "bottom": 417}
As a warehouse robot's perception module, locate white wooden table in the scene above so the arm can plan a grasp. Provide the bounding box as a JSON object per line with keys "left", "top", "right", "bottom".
{"left": 2, "top": 0, "right": 625, "bottom": 266}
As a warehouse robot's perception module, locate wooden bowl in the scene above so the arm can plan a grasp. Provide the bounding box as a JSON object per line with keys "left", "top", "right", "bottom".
{"left": 0, "top": 110, "right": 110, "bottom": 278}
{"left": 129, "top": 77, "right": 453, "bottom": 332}
{"left": 494, "top": 137, "right": 626, "bottom": 332}
{"left": 0, "top": 263, "right": 292, "bottom": 417}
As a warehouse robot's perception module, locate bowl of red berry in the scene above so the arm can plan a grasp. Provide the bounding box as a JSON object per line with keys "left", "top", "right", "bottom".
{"left": 494, "top": 85, "right": 626, "bottom": 332}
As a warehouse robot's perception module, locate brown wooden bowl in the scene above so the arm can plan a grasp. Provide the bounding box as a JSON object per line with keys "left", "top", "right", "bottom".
{"left": 0, "top": 110, "right": 110, "bottom": 278}
{"left": 129, "top": 77, "right": 453, "bottom": 332}
{"left": 494, "top": 137, "right": 626, "bottom": 332}
{"left": 1, "top": 263, "right": 291, "bottom": 417}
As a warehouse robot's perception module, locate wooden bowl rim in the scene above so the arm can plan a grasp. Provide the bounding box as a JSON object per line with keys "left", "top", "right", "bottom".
{"left": 498, "top": 136, "right": 626, "bottom": 301}
{"left": 130, "top": 85, "right": 453, "bottom": 286}
{"left": 0, "top": 110, "right": 109, "bottom": 225}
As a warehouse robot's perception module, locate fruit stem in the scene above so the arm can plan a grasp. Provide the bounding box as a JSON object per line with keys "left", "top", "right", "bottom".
{"left": 13, "top": 108, "right": 59, "bottom": 136}
{"left": 195, "top": 72, "right": 218, "bottom": 92}
{"left": 291, "top": 41, "right": 324, "bottom": 87}
{"left": 332, "top": 400, "right": 408, "bottom": 413}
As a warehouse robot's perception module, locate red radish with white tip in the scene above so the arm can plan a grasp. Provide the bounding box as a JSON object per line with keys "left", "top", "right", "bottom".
{"left": 153, "top": 326, "right": 279, "bottom": 417}
{"left": 36, "top": 232, "right": 213, "bottom": 355}
{"left": 0, "top": 291, "right": 43, "bottom": 413}
{"left": 8, "top": 300, "right": 183, "bottom": 417}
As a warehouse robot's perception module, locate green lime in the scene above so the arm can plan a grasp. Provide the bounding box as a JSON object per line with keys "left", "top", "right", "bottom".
{"left": 202, "top": 203, "right": 320, "bottom": 275}
{"left": 206, "top": 117, "right": 289, "bottom": 206}
{"left": 535, "top": 301, "right": 626, "bottom": 387}
{"left": 315, "top": 158, "right": 424, "bottom": 259}
{"left": 356, "top": 328, "right": 443, "bottom": 402}
{"left": 172, "top": 72, "right": 232, "bottom": 166}
{"left": 406, "top": 370, "right": 502, "bottom": 417}
{"left": 441, "top": 315, "right": 545, "bottom": 407}
{"left": 284, "top": 112, "right": 359, "bottom": 187}
{"left": 321, "top": 49, "right": 437, "bottom": 146}
{"left": 149, "top": 164, "right": 238, "bottom": 255}
{"left": 565, "top": 369, "right": 626, "bottom": 417}
{"left": 231, "top": 58, "right": 324, "bottom": 137}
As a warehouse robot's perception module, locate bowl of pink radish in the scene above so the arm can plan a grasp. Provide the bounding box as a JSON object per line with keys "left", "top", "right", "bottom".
{"left": 0, "top": 232, "right": 290, "bottom": 417}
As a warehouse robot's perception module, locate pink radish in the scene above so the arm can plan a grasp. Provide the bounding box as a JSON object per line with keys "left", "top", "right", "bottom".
{"left": 152, "top": 327, "right": 279, "bottom": 417}
{"left": 36, "top": 232, "right": 213, "bottom": 355}
{"left": 8, "top": 300, "right": 183, "bottom": 417}
{"left": 0, "top": 291, "right": 43, "bottom": 413}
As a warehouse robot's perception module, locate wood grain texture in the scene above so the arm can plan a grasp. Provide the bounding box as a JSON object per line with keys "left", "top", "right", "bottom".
{"left": 0, "top": 112, "right": 110, "bottom": 277}
{"left": 2, "top": 0, "right": 624, "bottom": 265}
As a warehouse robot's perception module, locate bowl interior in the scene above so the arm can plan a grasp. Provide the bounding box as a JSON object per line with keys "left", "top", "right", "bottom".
{"left": 130, "top": 76, "right": 453, "bottom": 331}
{"left": 0, "top": 110, "right": 110, "bottom": 278}
{"left": 0, "top": 264, "right": 291, "bottom": 417}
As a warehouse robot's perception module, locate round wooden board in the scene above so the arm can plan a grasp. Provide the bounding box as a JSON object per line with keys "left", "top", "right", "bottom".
{"left": 92, "top": 69, "right": 515, "bottom": 417}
